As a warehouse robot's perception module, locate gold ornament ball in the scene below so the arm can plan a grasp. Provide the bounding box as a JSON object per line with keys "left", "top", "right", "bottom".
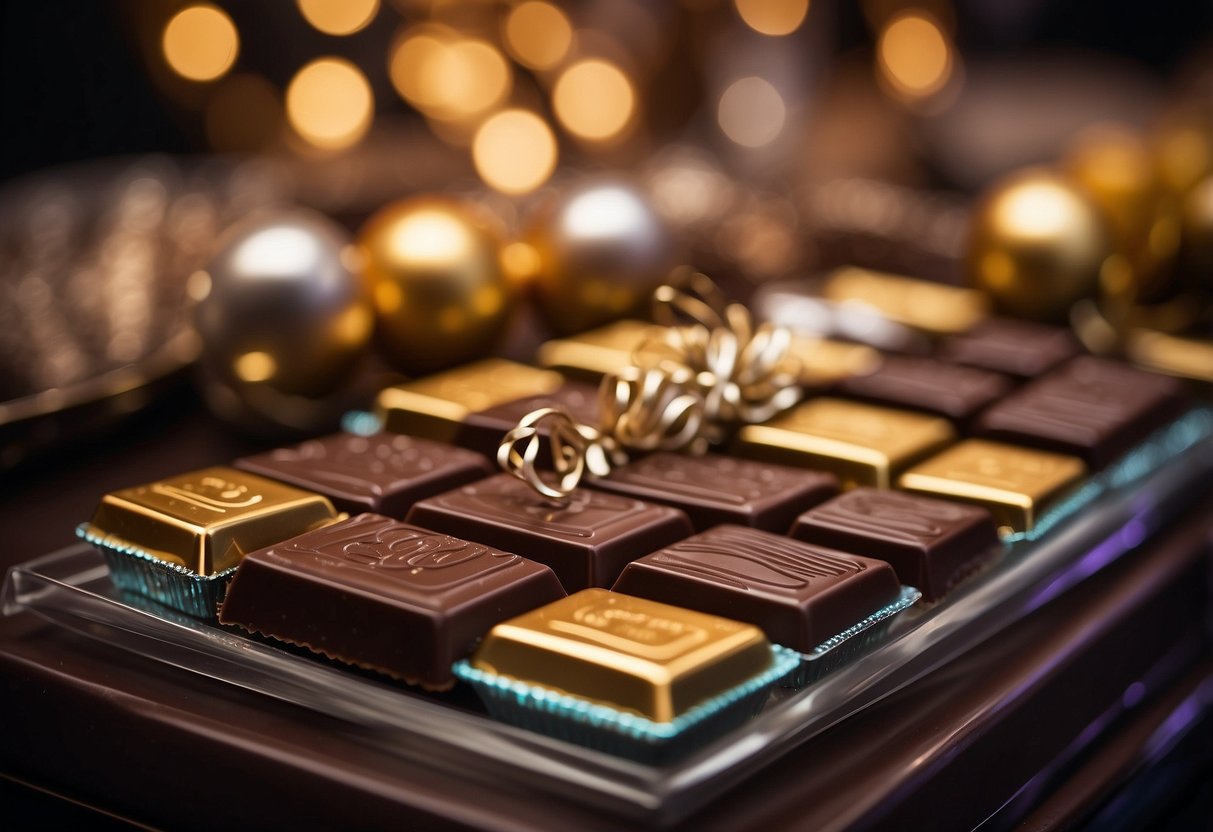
{"left": 1153, "top": 101, "right": 1213, "bottom": 197}
{"left": 194, "top": 209, "right": 373, "bottom": 399}
{"left": 967, "top": 168, "right": 1113, "bottom": 321}
{"left": 360, "top": 197, "right": 512, "bottom": 376}
{"left": 1064, "top": 125, "right": 1181, "bottom": 301}
{"left": 526, "top": 178, "right": 679, "bottom": 335}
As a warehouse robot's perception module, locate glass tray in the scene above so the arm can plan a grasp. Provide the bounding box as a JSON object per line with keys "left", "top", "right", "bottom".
{"left": 6, "top": 410, "right": 1213, "bottom": 827}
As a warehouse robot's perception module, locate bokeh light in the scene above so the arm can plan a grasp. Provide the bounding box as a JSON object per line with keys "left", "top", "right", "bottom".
{"left": 297, "top": 0, "right": 380, "bottom": 36}
{"left": 718, "top": 77, "right": 787, "bottom": 148}
{"left": 552, "top": 59, "right": 635, "bottom": 142}
{"left": 735, "top": 0, "right": 810, "bottom": 37}
{"left": 473, "top": 110, "right": 558, "bottom": 195}
{"left": 389, "top": 27, "right": 511, "bottom": 122}
{"left": 286, "top": 58, "right": 374, "bottom": 150}
{"left": 162, "top": 4, "right": 239, "bottom": 82}
{"left": 504, "top": 2, "right": 573, "bottom": 70}
{"left": 877, "top": 10, "right": 953, "bottom": 100}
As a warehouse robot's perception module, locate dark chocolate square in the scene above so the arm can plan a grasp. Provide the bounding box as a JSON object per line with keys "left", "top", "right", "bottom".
{"left": 587, "top": 452, "right": 838, "bottom": 532}
{"left": 218, "top": 513, "right": 565, "bottom": 689}
{"left": 235, "top": 433, "right": 492, "bottom": 518}
{"left": 406, "top": 473, "right": 693, "bottom": 591}
{"left": 975, "top": 356, "right": 1187, "bottom": 468}
{"left": 935, "top": 318, "right": 1081, "bottom": 378}
{"left": 837, "top": 355, "right": 1013, "bottom": 424}
{"left": 789, "top": 488, "right": 999, "bottom": 601}
{"left": 612, "top": 525, "right": 902, "bottom": 652}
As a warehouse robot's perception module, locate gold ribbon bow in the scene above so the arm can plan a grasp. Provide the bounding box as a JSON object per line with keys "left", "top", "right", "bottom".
{"left": 640, "top": 267, "right": 801, "bottom": 430}
{"left": 497, "top": 368, "right": 706, "bottom": 500}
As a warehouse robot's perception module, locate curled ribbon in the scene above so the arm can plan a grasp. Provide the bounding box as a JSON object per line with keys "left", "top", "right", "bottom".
{"left": 640, "top": 268, "right": 802, "bottom": 431}
{"left": 497, "top": 369, "right": 707, "bottom": 500}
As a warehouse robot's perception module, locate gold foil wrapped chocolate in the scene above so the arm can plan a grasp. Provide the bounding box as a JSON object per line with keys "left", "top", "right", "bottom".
{"left": 469, "top": 588, "right": 774, "bottom": 722}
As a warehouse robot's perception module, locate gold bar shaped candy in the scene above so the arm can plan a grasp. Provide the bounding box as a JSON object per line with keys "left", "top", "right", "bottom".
{"left": 376, "top": 358, "right": 565, "bottom": 441}
{"left": 535, "top": 319, "right": 667, "bottom": 380}
{"left": 821, "top": 267, "right": 990, "bottom": 335}
{"left": 899, "top": 439, "right": 1086, "bottom": 533}
{"left": 79, "top": 466, "right": 340, "bottom": 617}
{"left": 469, "top": 589, "right": 775, "bottom": 723}
{"left": 733, "top": 398, "right": 955, "bottom": 489}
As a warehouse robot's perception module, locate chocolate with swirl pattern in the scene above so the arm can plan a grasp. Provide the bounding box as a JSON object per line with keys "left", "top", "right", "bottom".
{"left": 789, "top": 488, "right": 999, "bottom": 601}
{"left": 612, "top": 525, "right": 900, "bottom": 652}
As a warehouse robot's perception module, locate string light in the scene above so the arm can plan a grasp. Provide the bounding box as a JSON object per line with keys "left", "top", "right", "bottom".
{"left": 877, "top": 10, "right": 953, "bottom": 101}
{"left": 717, "top": 77, "right": 786, "bottom": 148}
{"left": 735, "top": 0, "right": 810, "bottom": 36}
{"left": 473, "top": 110, "right": 558, "bottom": 195}
{"left": 552, "top": 59, "right": 635, "bottom": 142}
{"left": 297, "top": 0, "right": 379, "bottom": 36}
{"left": 503, "top": 2, "right": 573, "bottom": 70}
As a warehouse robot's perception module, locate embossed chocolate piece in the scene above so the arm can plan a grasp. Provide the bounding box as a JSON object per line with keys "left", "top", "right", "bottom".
{"left": 899, "top": 439, "right": 1086, "bottom": 532}
{"left": 732, "top": 398, "right": 955, "bottom": 489}
{"left": 79, "top": 466, "right": 342, "bottom": 618}
{"left": 837, "top": 356, "right": 1012, "bottom": 424}
{"left": 461, "top": 379, "right": 601, "bottom": 459}
{"left": 936, "top": 318, "right": 1081, "bottom": 378}
{"left": 612, "top": 525, "right": 902, "bottom": 652}
{"left": 975, "top": 356, "right": 1186, "bottom": 468}
{"left": 790, "top": 488, "right": 1000, "bottom": 601}
{"left": 468, "top": 588, "right": 775, "bottom": 721}
{"left": 236, "top": 433, "right": 492, "bottom": 518}
{"left": 587, "top": 452, "right": 838, "bottom": 532}
{"left": 218, "top": 513, "right": 565, "bottom": 689}
{"left": 406, "top": 473, "right": 692, "bottom": 591}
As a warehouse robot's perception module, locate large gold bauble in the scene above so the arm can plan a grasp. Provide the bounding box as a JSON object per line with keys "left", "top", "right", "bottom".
{"left": 194, "top": 209, "right": 373, "bottom": 399}
{"left": 1064, "top": 125, "right": 1180, "bottom": 302}
{"left": 360, "top": 197, "right": 512, "bottom": 376}
{"left": 526, "top": 178, "right": 678, "bottom": 335}
{"left": 967, "top": 168, "right": 1113, "bottom": 321}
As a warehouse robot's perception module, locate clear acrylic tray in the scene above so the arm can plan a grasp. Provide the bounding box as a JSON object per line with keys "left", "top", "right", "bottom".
{"left": 6, "top": 411, "right": 1213, "bottom": 827}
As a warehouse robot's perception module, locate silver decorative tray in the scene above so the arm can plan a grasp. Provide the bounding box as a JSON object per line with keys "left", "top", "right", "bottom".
{"left": 5, "top": 411, "right": 1213, "bottom": 827}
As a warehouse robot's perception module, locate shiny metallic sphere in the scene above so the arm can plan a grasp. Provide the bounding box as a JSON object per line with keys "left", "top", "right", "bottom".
{"left": 194, "top": 209, "right": 372, "bottom": 398}
{"left": 360, "top": 197, "right": 512, "bottom": 376}
{"left": 527, "top": 178, "right": 679, "bottom": 335}
{"left": 967, "top": 168, "right": 1112, "bottom": 321}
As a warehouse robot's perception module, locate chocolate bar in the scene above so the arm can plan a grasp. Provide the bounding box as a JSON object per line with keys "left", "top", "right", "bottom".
{"left": 612, "top": 524, "right": 903, "bottom": 653}
{"left": 218, "top": 513, "right": 566, "bottom": 689}
{"left": 586, "top": 451, "right": 838, "bottom": 532}
{"left": 789, "top": 488, "right": 1000, "bottom": 601}
{"left": 235, "top": 432, "right": 492, "bottom": 518}
{"left": 976, "top": 356, "right": 1187, "bottom": 468}
{"left": 935, "top": 317, "right": 1081, "bottom": 378}
{"left": 836, "top": 355, "right": 1012, "bottom": 424}
{"left": 406, "top": 473, "right": 693, "bottom": 590}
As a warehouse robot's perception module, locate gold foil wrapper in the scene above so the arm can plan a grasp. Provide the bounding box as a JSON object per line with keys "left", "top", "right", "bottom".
{"left": 83, "top": 466, "right": 340, "bottom": 575}
{"left": 899, "top": 439, "right": 1086, "bottom": 532}
{"left": 1126, "top": 328, "right": 1213, "bottom": 383}
{"left": 822, "top": 267, "right": 989, "bottom": 335}
{"left": 733, "top": 398, "right": 955, "bottom": 489}
{"left": 471, "top": 589, "right": 773, "bottom": 722}
{"left": 535, "top": 319, "right": 667, "bottom": 380}
{"left": 785, "top": 336, "right": 882, "bottom": 387}
{"left": 376, "top": 359, "right": 564, "bottom": 441}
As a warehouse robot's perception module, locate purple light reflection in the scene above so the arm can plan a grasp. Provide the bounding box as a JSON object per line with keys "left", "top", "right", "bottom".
{"left": 1024, "top": 513, "right": 1152, "bottom": 613}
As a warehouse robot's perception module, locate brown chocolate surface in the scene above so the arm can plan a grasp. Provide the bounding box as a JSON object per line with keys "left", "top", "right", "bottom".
{"left": 218, "top": 513, "right": 565, "bottom": 689}
{"left": 235, "top": 433, "right": 492, "bottom": 518}
{"left": 612, "top": 524, "right": 901, "bottom": 652}
{"left": 457, "top": 380, "right": 601, "bottom": 459}
{"left": 935, "top": 318, "right": 1081, "bottom": 378}
{"left": 789, "top": 488, "right": 1000, "bottom": 601}
{"left": 837, "top": 355, "right": 1013, "bottom": 423}
{"left": 587, "top": 452, "right": 838, "bottom": 532}
{"left": 406, "top": 473, "right": 693, "bottom": 591}
{"left": 975, "top": 356, "right": 1187, "bottom": 468}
